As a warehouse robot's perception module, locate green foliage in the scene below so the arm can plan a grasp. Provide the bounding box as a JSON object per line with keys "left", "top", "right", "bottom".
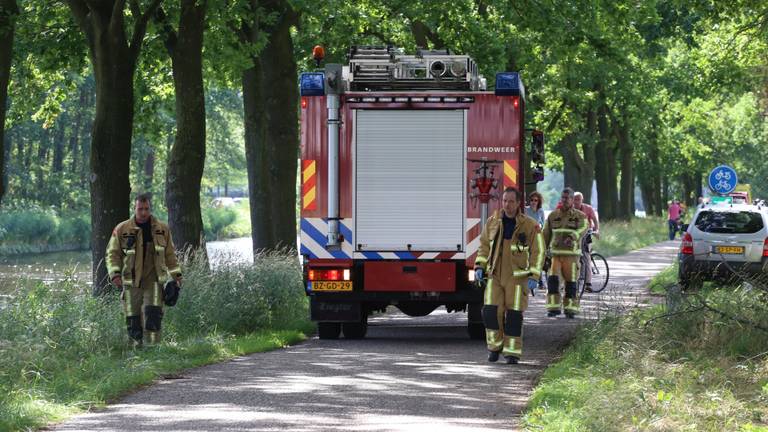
{"left": 0, "top": 205, "right": 90, "bottom": 254}
{"left": 594, "top": 216, "right": 669, "bottom": 257}
{"left": 0, "top": 251, "right": 311, "bottom": 431}
{"left": 648, "top": 263, "right": 679, "bottom": 295}
{"left": 524, "top": 285, "right": 768, "bottom": 431}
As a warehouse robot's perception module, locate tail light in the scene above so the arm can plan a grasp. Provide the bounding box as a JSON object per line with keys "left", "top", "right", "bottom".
{"left": 681, "top": 232, "right": 694, "bottom": 255}
{"left": 763, "top": 238, "right": 768, "bottom": 257}
{"left": 308, "top": 268, "right": 351, "bottom": 281}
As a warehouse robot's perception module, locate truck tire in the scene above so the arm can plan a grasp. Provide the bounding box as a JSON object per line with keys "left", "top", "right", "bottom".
{"left": 467, "top": 322, "right": 485, "bottom": 340}
{"left": 318, "top": 322, "right": 341, "bottom": 339}
{"left": 466, "top": 303, "right": 485, "bottom": 340}
{"left": 342, "top": 321, "right": 368, "bottom": 339}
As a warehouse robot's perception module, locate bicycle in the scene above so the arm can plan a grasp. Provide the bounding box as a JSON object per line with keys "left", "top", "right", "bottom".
{"left": 578, "top": 231, "right": 609, "bottom": 298}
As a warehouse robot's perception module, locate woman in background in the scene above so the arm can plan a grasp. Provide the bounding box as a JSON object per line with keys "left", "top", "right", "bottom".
{"left": 525, "top": 190, "right": 545, "bottom": 228}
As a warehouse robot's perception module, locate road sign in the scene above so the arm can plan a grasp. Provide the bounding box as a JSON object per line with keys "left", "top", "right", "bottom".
{"left": 708, "top": 165, "right": 738, "bottom": 195}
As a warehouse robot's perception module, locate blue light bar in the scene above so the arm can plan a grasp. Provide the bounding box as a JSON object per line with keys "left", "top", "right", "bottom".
{"left": 300, "top": 72, "right": 325, "bottom": 96}
{"left": 495, "top": 72, "right": 525, "bottom": 97}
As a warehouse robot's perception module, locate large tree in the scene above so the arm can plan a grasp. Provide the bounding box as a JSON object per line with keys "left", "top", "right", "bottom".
{"left": 66, "top": 0, "right": 163, "bottom": 294}
{"left": 0, "top": 0, "right": 18, "bottom": 203}
{"left": 156, "top": 0, "right": 208, "bottom": 256}
{"left": 241, "top": 0, "right": 299, "bottom": 252}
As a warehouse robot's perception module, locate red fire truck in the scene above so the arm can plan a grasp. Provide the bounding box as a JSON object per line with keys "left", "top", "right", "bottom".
{"left": 299, "top": 46, "right": 544, "bottom": 339}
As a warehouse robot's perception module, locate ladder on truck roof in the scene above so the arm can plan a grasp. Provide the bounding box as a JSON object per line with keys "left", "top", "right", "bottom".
{"left": 347, "top": 45, "right": 485, "bottom": 92}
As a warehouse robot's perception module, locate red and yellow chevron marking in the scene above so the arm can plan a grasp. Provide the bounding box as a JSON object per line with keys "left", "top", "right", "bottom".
{"left": 302, "top": 160, "right": 317, "bottom": 211}
{"left": 503, "top": 160, "right": 517, "bottom": 188}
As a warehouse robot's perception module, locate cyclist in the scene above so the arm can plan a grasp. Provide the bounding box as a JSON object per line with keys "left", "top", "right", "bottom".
{"left": 573, "top": 192, "right": 599, "bottom": 292}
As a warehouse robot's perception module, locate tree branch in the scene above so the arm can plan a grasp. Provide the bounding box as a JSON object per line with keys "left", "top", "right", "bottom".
{"left": 129, "top": 0, "right": 163, "bottom": 59}
{"left": 153, "top": 5, "right": 177, "bottom": 58}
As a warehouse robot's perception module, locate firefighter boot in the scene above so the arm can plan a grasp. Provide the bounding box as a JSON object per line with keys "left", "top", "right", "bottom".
{"left": 546, "top": 275, "right": 561, "bottom": 317}
{"left": 126, "top": 315, "right": 143, "bottom": 348}
{"left": 488, "top": 351, "right": 500, "bottom": 362}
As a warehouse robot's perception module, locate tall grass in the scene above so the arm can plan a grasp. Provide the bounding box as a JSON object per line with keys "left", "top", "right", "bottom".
{"left": 0, "top": 250, "right": 311, "bottom": 431}
{"left": 595, "top": 216, "right": 669, "bottom": 257}
{"left": 524, "top": 282, "right": 768, "bottom": 431}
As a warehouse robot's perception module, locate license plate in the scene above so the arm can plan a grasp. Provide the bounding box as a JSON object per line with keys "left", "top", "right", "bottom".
{"left": 715, "top": 246, "right": 744, "bottom": 254}
{"left": 312, "top": 281, "right": 353, "bottom": 291}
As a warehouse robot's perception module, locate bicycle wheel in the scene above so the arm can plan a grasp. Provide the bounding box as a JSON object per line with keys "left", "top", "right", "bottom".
{"left": 588, "top": 253, "right": 609, "bottom": 293}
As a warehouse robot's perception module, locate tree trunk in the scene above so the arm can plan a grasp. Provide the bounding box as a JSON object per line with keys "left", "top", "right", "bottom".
{"left": 159, "top": 0, "right": 208, "bottom": 256}
{"left": 66, "top": 0, "right": 162, "bottom": 294}
{"left": 562, "top": 108, "right": 596, "bottom": 201}
{"left": 594, "top": 98, "right": 616, "bottom": 220}
{"left": 617, "top": 112, "right": 633, "bottom": 220}
{"left": 143, "top": 146, "right": 155, "bottom": 192}
{"left": 52, "top": 118, "right": 66, "bottom": 173}
{"left": 241, "top": 0, "right": 299, "bottom": 253}
{"left": 242, "top": 56, "right": 272, "bottom": 251}
{"left": 0, "top": 0, "right": 18, "bottom": 203}
{"left": 261, "top": 0, "right": 298, "bottom": 250}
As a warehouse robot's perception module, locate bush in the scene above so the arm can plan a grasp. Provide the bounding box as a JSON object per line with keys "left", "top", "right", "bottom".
{"left": 0, "top": 205, "right": 91, "bottom": 254}
{"left": 202, "top": 206, "right": 238, "bottom": 241}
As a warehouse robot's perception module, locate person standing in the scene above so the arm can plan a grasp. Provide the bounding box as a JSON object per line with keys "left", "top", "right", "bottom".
{"left": 525, "top": 190, "right": 546, "bottom": 228}
{"left": 667, "top": 200, "right": 682, "bottom": 240}
{"left": 106, "top": 193, "right": 183, "bottom": 347}
{"left": 573, "top": 191, "right": 599, "bottom": 292}
{"left": 474, "top": 187, "right": 545, "bottom": 364}
{"left": 542, "top": 187, "right": 588, "bottom": 319}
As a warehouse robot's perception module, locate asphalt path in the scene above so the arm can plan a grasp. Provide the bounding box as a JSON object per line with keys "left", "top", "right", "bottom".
{"left": 52, "top": 241, "right": 679, "bottom": 432}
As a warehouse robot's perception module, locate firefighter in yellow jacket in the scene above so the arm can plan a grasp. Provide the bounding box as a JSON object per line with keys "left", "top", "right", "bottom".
{"left": 106, "top": 193, "right": 182, "bottom": 346}
{"left": 542, "top": 187, "right": 588, "bottom": 318}
{"left": 474, "top": 187, "right": 545, "bottom": 364}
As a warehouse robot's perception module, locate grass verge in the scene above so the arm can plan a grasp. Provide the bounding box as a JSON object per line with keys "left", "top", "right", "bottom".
{"left": 648, "top": 262, "right": 678, "bottom": 295}
{"left": 523, "top": 280, "right": 768, "bottom": 431}
{"left": 595, "top": 216, "right": 669, "bottom": 257}
{"left": 0, "top": 250, "right": 311, "bottom": 432}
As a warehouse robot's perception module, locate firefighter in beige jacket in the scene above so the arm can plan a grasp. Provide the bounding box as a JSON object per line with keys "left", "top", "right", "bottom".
{"left": 106, "top": 194, "right": 182, "bottom": 346}
{"left": 474, "top": 187, "right": 545, "bottom": 364}
{"left": 542, "top": 187, "right": 588, "bottom": 318}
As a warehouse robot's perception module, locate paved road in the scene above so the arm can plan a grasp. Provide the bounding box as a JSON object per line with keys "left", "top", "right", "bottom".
{"left": 52, "top": 241, "right": 679, "bottom": 432}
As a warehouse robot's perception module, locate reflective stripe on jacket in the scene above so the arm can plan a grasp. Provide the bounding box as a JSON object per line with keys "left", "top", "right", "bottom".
{"left": 542, "top": 207, "right": 588, "bottom": 256}
{"left": 474, "top": 210, "right": 545, "bottom": 281}
{"left": 106, "top": 216, "right": 181, "bottom": 285}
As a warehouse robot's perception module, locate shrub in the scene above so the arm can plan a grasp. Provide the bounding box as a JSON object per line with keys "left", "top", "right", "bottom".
{"left": 0, "top": 206, "right": 59, "bottom": 244}
{"left": 202, "top": 206, "right": 238, "bottom": 241}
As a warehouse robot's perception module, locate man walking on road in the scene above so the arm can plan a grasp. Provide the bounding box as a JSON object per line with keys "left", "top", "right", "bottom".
{"left": 573, "top": 191, "right": 599, "bottom": 292}
{"left": 543, "top": 187, "right": 588, "bottom": 318}
{"left": 474, "top": 187, "right": 545, "bottom": 364}
{"left": 667, "top": 199, "right": 682, "bottom": 240}
{"left": 106, "top": 193, "right": 183, "bottom": 347}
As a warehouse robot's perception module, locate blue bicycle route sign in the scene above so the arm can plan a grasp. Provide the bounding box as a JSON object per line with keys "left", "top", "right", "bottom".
{"left": 708, "top": 165, "right": 738, "bottom": 195}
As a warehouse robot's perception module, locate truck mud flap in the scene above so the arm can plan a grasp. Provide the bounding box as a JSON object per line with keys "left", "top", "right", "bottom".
{"left": 311, "top": 299, "right": 362, "bottom": 322}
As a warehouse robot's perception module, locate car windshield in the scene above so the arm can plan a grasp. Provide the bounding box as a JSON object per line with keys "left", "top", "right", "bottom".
{"left": 694, "top": 210, "right": 764, "bottom": 234}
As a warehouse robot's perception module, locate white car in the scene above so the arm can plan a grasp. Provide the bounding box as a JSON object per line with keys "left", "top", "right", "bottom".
{"left": 678, "top": 202, "right": 768, "bottom": 289}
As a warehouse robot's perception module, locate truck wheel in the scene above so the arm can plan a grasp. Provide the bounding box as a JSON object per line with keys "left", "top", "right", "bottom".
{"left": 467, "top": 322, "right": 485, "bottom": 340}
{"left": 342, "top": 321, "right": 368, "bottom": 339}
{"left": 318, "top": 322, "right": 341, "bottom": 339}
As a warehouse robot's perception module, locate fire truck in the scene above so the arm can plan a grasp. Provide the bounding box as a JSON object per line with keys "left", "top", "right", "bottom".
{"left": 299, "top": 46, "right": 544, "bottom": 339}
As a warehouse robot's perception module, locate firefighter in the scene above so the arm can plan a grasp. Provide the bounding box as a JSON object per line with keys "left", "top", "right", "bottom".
{"left": 474, "top": 187, "right": 545, "bottom": 364}
{"left": 542, "top": 187, "right": 588, "bottom": 318}
{"left": 106, "top": 193, "right": 182, "bottom": 347}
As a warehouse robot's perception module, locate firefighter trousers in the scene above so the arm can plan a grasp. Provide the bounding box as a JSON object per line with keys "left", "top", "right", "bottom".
{"left": 121, "top": 269, "right": 164, "bottom": 344}
{"left": 546, "top": 255, "right": 580, "bottom": 315}
{"left": 482, "top": 277, "right": 529, "bottom": 357}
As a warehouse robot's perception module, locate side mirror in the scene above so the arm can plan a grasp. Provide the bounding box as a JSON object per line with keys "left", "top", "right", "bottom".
{"left": 531, "top": 130, "right": 545, "bottom": 164}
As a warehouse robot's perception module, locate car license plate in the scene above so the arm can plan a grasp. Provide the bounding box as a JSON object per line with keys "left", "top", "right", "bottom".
{"left": 715, "top": 246, "right": 744, "bottom": 254}
{"left": 312, "top": 281, "right": 353, "bottom": 291}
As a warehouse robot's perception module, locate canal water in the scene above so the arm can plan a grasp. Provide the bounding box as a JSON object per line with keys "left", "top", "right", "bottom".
{"left": 0, "top": 237, "right": 255, "bottom": 296}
